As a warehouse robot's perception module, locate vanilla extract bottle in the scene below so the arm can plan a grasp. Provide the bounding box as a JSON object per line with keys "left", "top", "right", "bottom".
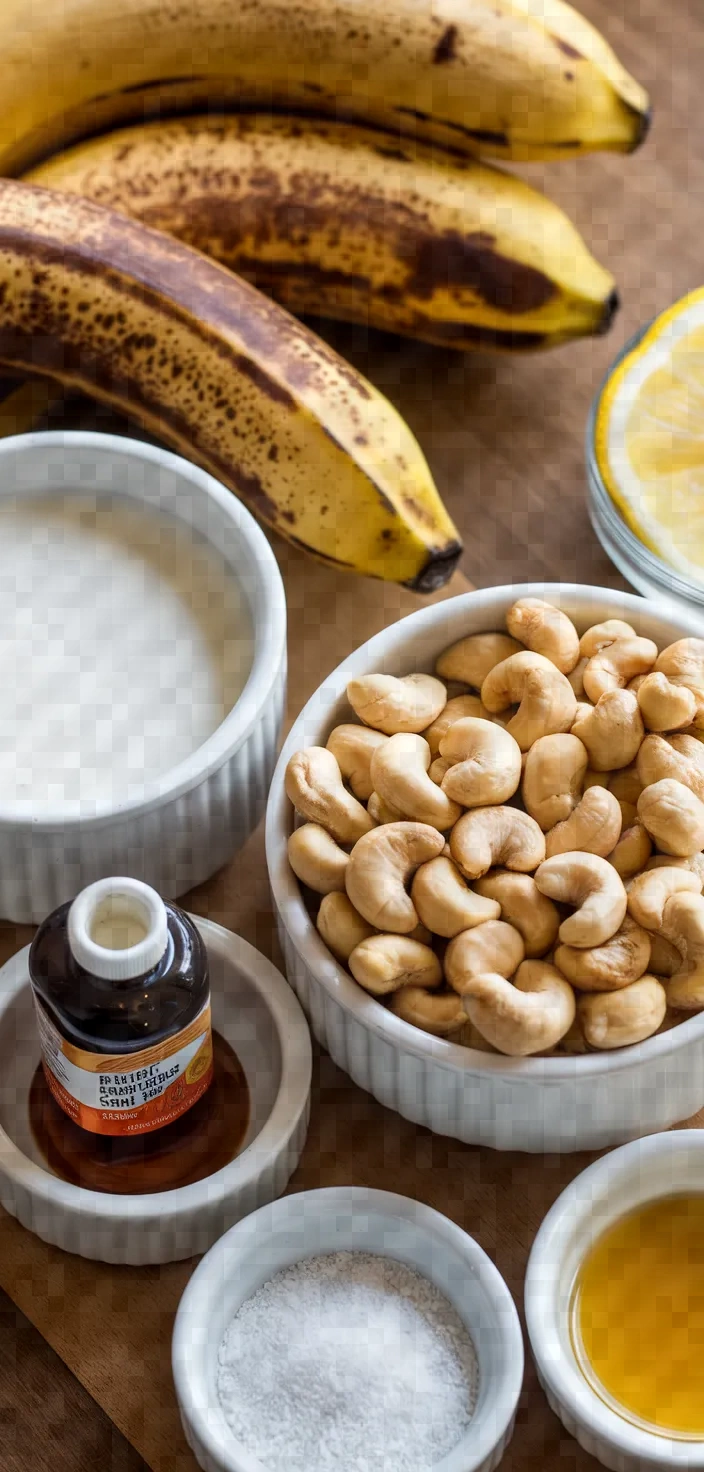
{"left": 28, "top": 877, "right": 248, "bottom": 1194}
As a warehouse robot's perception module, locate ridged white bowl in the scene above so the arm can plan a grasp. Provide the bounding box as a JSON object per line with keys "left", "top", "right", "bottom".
{"left": 525, "top": 1130, "right": 704, "bottom": 1471}
{"left": 173, "top": 1186, "right": 524, "bottom": 1472}
{"left": 0, "top": 431, "right": 286, "bottom": 922}
{"left": 0, "top": 919, "right": 312, "bottom": 1264}
{"left": 266, "top": 583, "right": 704, "bottom": 1154}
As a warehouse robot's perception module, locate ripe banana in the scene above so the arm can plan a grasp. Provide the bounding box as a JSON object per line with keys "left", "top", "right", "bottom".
{"left": 0, "top": 378, "right": 62, "bottom": 435}
{"left": 0, "top": 181, "right": 461, "bottom": 589}
{"left": 0, "top": 0, "right": 649, "bottom": 173}
{"left": 28, "top": 114, "right": 618, "bottom": 351}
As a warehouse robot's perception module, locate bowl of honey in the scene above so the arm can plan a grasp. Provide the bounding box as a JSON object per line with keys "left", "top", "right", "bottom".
{"left": 525, "top": 1130, "right": 704, "bottom": 1471}
{"left": 0, "top": 884, "right": 312, "bottom": 1264}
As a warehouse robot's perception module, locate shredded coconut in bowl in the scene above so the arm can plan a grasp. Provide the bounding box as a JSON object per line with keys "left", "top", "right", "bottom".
{"left": 217, "top": 1250, "right": 479, "bottom": 1472}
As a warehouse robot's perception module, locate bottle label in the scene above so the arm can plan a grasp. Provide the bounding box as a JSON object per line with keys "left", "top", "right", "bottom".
{"left": 34, "top": 997, "right": 214, "bottom": 1137}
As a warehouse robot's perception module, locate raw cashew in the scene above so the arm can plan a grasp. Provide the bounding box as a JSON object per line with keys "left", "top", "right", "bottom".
{"left": 636, "top": 673, "right": 697, "bottom": 733}
{"left": 347, "top": 673, "right": 446, "bottom": 735}
{"left": 644, "top": 854, "right": 704, "bottom": 884}
{"left": 637, "top": 733, "right": 704, "bottom": 802}
{"left": 535, "top": 852, "right": 627, "bottom": 948}
{"left": 473, "top": 871, "right": 560, "bottom": 956}
{"left": 461, "top": 961, "right": 576, "bottom": 1057}
{"left": 660, "top": 892, "right": 704, "bottom": 1008}
{"left": 505, "top": 598, "right": 580, "bottom": 674}
{"left": 445, "top": 919, "right": 525, "bottom": 992}
{"left": 435, "top": 632, "right": 522, "bottom": 689}
{"left": 579, "top": 620, "right": 637, "bottom": 658}
{"left": 521, "top": 733, "right": 588, "bottom": 830}
{"left": 568, "top": 657, "right": 589, "bottom": 699}
{"left": 655, "top": 638, "right": 704, "bottom": 728}
{"left": 648, "top": 932, "right": 682, "bottom": 978}
{"left": 456, "top": 1020, "right": 500, "bottom": 1053}
{"left": 450, "top": 806, "right": 545, "bottom": 880}
{"left": 627, "top": 865, "right": 702, "bottom": 931}
{"left": 578, "top": 975, "right": 667, "bottom": 1048}
{"left": 555, "top": 915, "right": 651, "bottom": 992}
{"left": 429, "top": 756, "right": 453, "bottom": 784}
{"left": 637, "top": 778, "right": 704, "bottom": 857}
{"left": 411, "top": 856, "right": 500, "bottom": 938}
{"left": 583, "top": 636, "right": 657, "bottom": 703}
{"left": 345, "top": 822, "right": 445, "bottom": 932}
{"left": 388, "top": 986, "right": 466, "bottom": 1036}
{"left": 316, "top": 892, "right": 375, "bottom": 960}
{"left": 423, "top": 694, "right": 486, "bottom": 756}
{"left": 370, "top": 733, "right": 461, "bottom": 830}
{"left": 439, "top": 718, "right": 522, "bottom": 807}
{"left": 607, "top": 823, "right": 653, "bottom": 880}
{"left": 481, "top": 653, "right": 576, "bottom": 750}
{"left": 571, "top": 689, "right": 644, "bottom": 771}
{"left": 349, "top": 934, "right": 442, "bottom": 996}
{"left": 544, "top": 786, "right": 622, "bottom": 859}
{"left": 285, "top": 746, "right": 374, "bottom": 844}
{"left": 288, "top": 823, "right": 349, "bottom": 894}
{"left": 326, "top": 724, "right": 388, "bottom": 801}
{"left": 368, "top": 791, "right": 405, "bottom": 824}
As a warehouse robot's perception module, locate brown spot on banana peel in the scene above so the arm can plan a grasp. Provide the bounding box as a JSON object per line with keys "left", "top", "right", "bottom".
{"left": 404, "top": 232, "right": 556, "bottom": 313}
{"left": 0, "top": 181, "right": 461, "bottom": 587}
{"left": 552, "top": 37, "right": 583, "bottom": 60}
{"left": 433, "top": 26, "right": 459, "bottom": 64}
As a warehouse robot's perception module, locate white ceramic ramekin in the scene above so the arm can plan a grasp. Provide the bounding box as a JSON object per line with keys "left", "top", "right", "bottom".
{"left": 0, "top": 431, "right": 287, "bottom": 923}
{"left": 525, "top": 1129, "right": 704, "bottom": 1472}
{"left": 173, "top": 1185, "right": 524, "bottom": 1472}
{"left": 0, "top": 918, "right": 312, "bottom": 1264}
{"left": 266, "top": 583, "right": 704, "bottom": 1154}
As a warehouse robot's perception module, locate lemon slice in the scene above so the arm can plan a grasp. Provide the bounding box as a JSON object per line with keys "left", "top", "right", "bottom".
{"left": 595, "top": 288, "right": 704, "bottom": 581}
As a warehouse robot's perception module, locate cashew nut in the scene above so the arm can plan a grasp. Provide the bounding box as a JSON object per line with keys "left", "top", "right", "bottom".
{"left": 571, "top": 689, "right": 644, "bottom": 771}
{"left": 285, "top": 746, "right": 374, "bottom": 844}
{"left": 388, "top": 986, "right": 466, "bottom": 1036}
{"left": 637, "top": 732, "right": 704, "bottom": 802}
{"left": 460, "top": 960, "right": 576, "bottom": 1057}
{"left": 326, "top": 724, "right": 388, "bottom": 801}
{"left": 554, "top": 914, "right": 651, "bottom": 992}
{"left": 368, "top": 791, "right": 405, "bottom": 824}
{"left": 648, "top": 931, "right": 682, "bottom": 978}
{"left": 644, "top": 853, "right": 704, "bottom": 885}
{"left": 349, "top": 933, "right": 442, "bottom": 995}
{"left": 481, "top": 653, "right": 576, "bottom": 750}
{"left": 627, "top": 865, "right": 702, "bottom": 930}
{"left": 521, "top": 733, "right": 588, "bottom": 830}
{"left": 608, "top": 763, "right": 643, "bottom": 807}
{"left": 435, "top": 631, "right": 522, "bottom": 689}
{"left": 637, "top": 778, "right": 704, "bottom": 857}
{"left": 544, "top": 785, "right": 622, "bottom": 859}
{"left": 579, "top": 620, "right": 637, "bottom": 658}
{"left": 411, "top": 855, "right": 500, "bottom": 938}
{"left": 438, "top": 718, "right": 522, "bottom": 807}
{"left": 429, "top": 756, "right": 453, "bottom": 784}
{"left": 288, "top": 823, "right": 349, "bottom": 894}
{"left": 578, "top": 975, "right": 667, "bottom": 1048}
{"left": 583, "top": 636, "right": 658, "bottom": 703}
{"left": 659, "top": 891, "right": 704, "bottom": 1008}
{"left": 535, "top": 852, "right": 627, "bottom": 948}
{"left": 316, "top": 891, "right": 375, "bottom": 960}
{"left": 655, "top": 638, "right": 704, "bottom": 728}
{"left": 568, "top": 657, "right": 589, "bottom": 699}
{"left": 628, "top": 674, "right": 649, "bottom": 694}
{"left": 370, "top": 733, "right": 461, "bottom": 830}
{"left": 345, "top": 822, "right": 445, "bottom": 931}
{"left": 445, "top": 919, "right": 525, "bottom": 992}
{"left": 347, "top": 673, "right": 446, "bottom": 735}
{"left": 423, "top": 694, "right": 487, "bottom": 756}
{"left": 473, "top": 871, "right": 560, "bottom": 956}
{"left": 636, "top": 673, "right": 697, "bottom": 733}
{"left": 607, "top": 822, "right": 653, "bottom": 880}
{"left": 456, "top": 1020, "right": 500, "bottom": 1053}
{"left": 505, "top": 598, "right": 580, "bottom": 674}
{"left": 450, "top": 805, "right": 545, "bottom": 880}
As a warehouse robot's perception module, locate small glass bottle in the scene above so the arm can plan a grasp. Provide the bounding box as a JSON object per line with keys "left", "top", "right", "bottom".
{"left": 28, "top": 877, "right": 248, "bottom": 1194}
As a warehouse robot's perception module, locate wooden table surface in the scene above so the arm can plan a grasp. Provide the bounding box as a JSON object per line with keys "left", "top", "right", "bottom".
{"left": 1, "top": 0, "right": 702, "bottom": 1464}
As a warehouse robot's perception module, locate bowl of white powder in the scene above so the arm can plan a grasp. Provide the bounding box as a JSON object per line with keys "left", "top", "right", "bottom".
{"left": 172, "top": 1186, "right": 523, "bottom": 1472}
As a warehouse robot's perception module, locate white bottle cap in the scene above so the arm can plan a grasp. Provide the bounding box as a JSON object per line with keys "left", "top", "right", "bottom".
{"left": 67, "top": 877, "right": 169, "bottom": 981}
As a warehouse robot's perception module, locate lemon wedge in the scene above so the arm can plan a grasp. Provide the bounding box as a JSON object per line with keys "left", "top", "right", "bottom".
{"left": 595, "top": 289, "right": 704, "bottom": 580}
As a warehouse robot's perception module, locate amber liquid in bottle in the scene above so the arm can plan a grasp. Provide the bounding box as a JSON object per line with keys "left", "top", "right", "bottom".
{"left": 28, "top": 879, "right": 249, "bottom": 1195}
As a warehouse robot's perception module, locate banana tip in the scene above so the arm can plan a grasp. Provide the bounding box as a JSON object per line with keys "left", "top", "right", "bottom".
{"left": 629, "top": 103, "right": 652, "bottom": 152}
{"left": 406, "top": 539, "right": 463, "bottom": 594}
{"left": 597, "top": 288, "right": 621, "bottom": 336}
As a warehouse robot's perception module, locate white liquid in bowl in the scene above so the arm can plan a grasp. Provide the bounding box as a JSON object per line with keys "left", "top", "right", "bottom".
{"left": 0, "top": 492, "right": 253, "bottom": 815}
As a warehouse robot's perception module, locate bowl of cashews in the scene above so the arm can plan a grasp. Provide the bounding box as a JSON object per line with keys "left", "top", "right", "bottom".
{"left": 266, "top": 583, "right": 704, "bottom": 1152}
